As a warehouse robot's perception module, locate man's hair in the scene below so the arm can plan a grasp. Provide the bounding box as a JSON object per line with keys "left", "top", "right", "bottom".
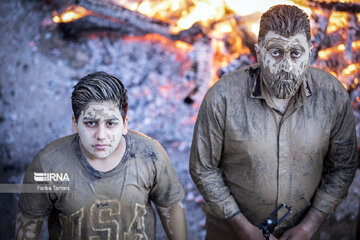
{"left": 71, "top": 71, "right": 128, "bottom": 121}
{"left": 258, "top": 5, "right": 311, "bottom": 43}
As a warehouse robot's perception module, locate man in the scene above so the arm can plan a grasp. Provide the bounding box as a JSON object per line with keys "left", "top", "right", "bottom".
{"left": 190, "top": 5, "right": 357, "bottom": 240}
{"left": 16, "top": 72, "right": 187, "bottom": 240}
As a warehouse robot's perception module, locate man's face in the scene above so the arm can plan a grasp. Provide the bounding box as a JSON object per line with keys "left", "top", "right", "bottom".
{"left": 72, "top": 101, "right": 128, "bottom": 160}
{"left": 255, "top": 31, "right": 312, "bottom": 99}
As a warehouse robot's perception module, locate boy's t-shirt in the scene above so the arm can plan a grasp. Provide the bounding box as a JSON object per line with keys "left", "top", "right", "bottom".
{"left": 19, "top": 129, "right": 184, "bottom": 240}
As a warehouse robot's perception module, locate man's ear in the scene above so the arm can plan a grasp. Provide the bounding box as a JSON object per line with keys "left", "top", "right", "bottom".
{"left": 72, "top": 115, "right": 78, "bottom": 134}
{"left": 254, "top": 43, "right": 260, "bottom": 62}
{"left": 122, "top": 115, "right": 129, "bottom": 135}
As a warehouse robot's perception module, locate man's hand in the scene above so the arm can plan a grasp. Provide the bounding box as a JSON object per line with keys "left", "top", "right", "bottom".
{"left": 226, "top": 212, "right": 278, "bottom": 240}
{"left": 279, "top": 208, "right": 327, "bottom": 240}
{"left": 279, "top": 225, "right": 310, "bottom": 240}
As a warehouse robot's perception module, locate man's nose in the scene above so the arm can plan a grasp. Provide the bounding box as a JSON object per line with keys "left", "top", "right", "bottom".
{"left": 96, "top": 125, "right": 106, "bottom": 140}
{"left": 280, "top": 56, "right": 293, "bottom": 72}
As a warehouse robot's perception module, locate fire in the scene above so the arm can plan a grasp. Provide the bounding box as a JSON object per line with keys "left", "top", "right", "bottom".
{"left": 124, "top": 33, "right": 193, "bottom": 53}
{"left": 342, "top": 63, "right": 360, "bottom": 76}
{"left": 52, "top": 5, "right": 91, "bottom": 23}
{"left": 327, "top": 12, "right": 349, "bottom": 34}
{"left": 317, "top": 40, "right": 360, "bottom": 60}
{"left": 339, "top": 63, "right": 360, "bottom": 90}
{"left": 51, "top": 0, "right": 359, "bottom": 96}
{"left": 318, "top": 44, "right": 345, "bottom": 59}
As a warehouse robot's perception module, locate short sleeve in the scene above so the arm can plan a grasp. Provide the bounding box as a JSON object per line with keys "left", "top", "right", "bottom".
{"left": 18, "top": 154, "right": 54, "bottom": 218}
{"left": 149, "top": 142, "right": 185, "bottom": 207}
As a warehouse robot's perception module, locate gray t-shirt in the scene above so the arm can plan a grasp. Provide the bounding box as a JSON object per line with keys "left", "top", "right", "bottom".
{"left": 19, "top": 130, "right": 184, "bottom": 239}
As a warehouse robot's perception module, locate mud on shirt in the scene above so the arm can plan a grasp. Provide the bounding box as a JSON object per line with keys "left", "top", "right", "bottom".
{"left": 19, "top": 130, "right": 184, "bottom": 239}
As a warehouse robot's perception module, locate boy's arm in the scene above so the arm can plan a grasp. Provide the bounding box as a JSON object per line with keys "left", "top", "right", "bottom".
{"left": 156, "top": 203, "right": 187, "bottom": 240}
{"left": 15, "top": 212, "right": 43, "bottom": 240}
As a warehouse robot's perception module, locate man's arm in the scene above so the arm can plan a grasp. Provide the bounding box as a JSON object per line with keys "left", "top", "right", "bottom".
{"left": 189, "top": 84, "right": 240, "bottom": 220}
{"left": 15, "top": 212, "right": 43, "bottom": 240}
{"left": 279, "top": 208, "right": 327, "bottom": 240}
{"left": 227, "top": 212, "right": 278, "bottom": 240}
{"left": 156, "top": 203, "right": 187, "bottom": 240}
{"left": 281, "top": 82, "right": 356, "bottom": 240}
{"left": 311, "top": 93, "right": 358, "bottom": 213}
{"left": 190, "top": 84, "right": 267, "bottom": 238}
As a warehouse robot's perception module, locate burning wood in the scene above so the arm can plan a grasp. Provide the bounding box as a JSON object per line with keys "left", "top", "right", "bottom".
{"left": 49, "top": 0, "right": 359, "bottom": 108}
{"left": 306, "top": 0, "right": 360, "bottom": 13}
{"left": 184, "top": 36, "right": 213, "bottom": 104}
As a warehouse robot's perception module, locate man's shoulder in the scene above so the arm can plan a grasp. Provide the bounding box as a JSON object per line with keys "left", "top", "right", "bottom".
{"left": 308, "top": 67, "right": 347, "bottom": 94}
{"left": 206, "top": 64, "right": 256, "bottom": 99}
{"left": 215, "top": 64, "right": 255, "bottom": 87}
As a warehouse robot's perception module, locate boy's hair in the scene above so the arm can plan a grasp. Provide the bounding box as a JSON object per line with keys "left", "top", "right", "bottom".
{"left": 258, "top": 5, "right": 311, "bottom": 43}
{"left": 71, "top": 71, "right": 128, "bottom": 121}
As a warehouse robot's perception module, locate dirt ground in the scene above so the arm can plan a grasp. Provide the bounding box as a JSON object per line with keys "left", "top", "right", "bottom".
{"left": 0, "top": 1, "right": 359, "bottom": 240}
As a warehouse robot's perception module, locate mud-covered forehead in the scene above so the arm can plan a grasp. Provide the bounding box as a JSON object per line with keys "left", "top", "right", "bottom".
{"left": 80, "top": 101, "right": 122, "bottom": 121}
{"left": 71, "top": 71, "right": 128, "bottom": 121}
{"left": 259, "top": 31, "right": 311, "bottom": 51}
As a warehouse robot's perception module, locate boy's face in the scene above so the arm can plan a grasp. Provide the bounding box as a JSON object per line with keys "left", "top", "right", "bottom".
{"left": 72, "top": 101, "right": 128, "bottom": 160}
{"left": 255, "top": 31, "right": 312, "bottom": 99}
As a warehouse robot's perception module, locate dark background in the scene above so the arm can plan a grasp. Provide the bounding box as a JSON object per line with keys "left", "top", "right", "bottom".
{"left": 0, "top": 1, "right": 359, "bottom": 239}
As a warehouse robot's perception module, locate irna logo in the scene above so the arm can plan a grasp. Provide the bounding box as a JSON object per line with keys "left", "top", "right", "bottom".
{"left": 34, "top": 172, "right": 70, "bottom": 182}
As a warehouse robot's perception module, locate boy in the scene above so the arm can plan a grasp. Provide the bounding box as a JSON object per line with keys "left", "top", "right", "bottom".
{"left": 16, "top": 72, "right": 187, "bottom": 240}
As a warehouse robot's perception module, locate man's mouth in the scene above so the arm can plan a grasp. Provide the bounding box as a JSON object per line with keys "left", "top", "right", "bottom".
{"left": 276, "top": 72, "right": 295, "bottom": 81}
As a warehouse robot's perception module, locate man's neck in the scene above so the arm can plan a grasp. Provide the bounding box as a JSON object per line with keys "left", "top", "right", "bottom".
{"left": 261, "top": 76, "right": 292, "bottom": 114}
{"left": 271, "top": 96, "right": 291, "bottom": 114}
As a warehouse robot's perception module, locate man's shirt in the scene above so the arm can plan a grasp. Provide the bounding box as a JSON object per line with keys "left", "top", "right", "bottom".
{"left": 19, "top": 130, "right": 184, "bottom": 239}
{"left": 189, "top": 64, "right": 357, "bottom": 237}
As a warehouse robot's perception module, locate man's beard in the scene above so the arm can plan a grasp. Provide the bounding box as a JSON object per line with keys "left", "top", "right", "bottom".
{"left": 263, "top": 71, "right": 304, "bottom": 99}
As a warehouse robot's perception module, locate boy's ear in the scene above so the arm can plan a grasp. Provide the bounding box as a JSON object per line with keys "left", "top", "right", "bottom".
{"left": 72, "top": 115, "right": 78, "bottom": 134}
{"left": 122, "top": 115, "right": 129, "bottom": 135}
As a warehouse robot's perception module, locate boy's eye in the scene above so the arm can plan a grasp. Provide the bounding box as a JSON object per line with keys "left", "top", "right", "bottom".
{"left": 85, "top": 121, "right": 96, "bottom": 127}
{"left": 107, "top": 121, "right": 118, "bottom": 127}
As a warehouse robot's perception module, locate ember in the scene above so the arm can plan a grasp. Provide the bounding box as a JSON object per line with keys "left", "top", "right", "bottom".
{"left": 51, "top": 0, "right": 359, "bottom": 90}
{"left": 49, "top": 0, "right": 360, "bottom": 146}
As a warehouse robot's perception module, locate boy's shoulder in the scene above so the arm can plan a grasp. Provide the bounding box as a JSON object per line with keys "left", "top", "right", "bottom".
{"left": 34, "top": 134, "right": 77, "bottom": 172}
{"left": 126, "top": 129, "right": 169, "bottom": 164}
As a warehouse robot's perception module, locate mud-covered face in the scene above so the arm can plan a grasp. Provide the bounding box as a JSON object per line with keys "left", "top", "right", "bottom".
{"left": 255, "top": 31, "right": 312, "bottom": 99}
{"left": 72, "top": 101, "right": 128, "bottom": 160}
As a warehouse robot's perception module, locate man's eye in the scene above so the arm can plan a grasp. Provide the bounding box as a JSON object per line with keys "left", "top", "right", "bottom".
{"left": 291, "top": 51, "right": 302, "bottom": 58}
{"left": 271, "top": 50, "right": 281, "bottom": 57}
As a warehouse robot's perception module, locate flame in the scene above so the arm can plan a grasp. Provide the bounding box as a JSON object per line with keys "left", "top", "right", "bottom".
{"left": 327, "top": 12, "right": 349, "bottom": 34}
{"left": 318, "top": 44, "right": 345, "bottom": 59}
{"left": 342, "top": 63, "right": 360, "bottom": 76}
{"left": 340, "top": 63, "right": 360, "bottom": 90}
{"left": 124, "top": 33, "right": 193, "bottom": 52}
{"left": 52, "top": 5, "right": 91, "bottom": 23}
{"left": 318, "top": 40, "right": 360, "bottom": 59}
{"left": 52, "top": 0, "right": 359, "bottom": 94}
